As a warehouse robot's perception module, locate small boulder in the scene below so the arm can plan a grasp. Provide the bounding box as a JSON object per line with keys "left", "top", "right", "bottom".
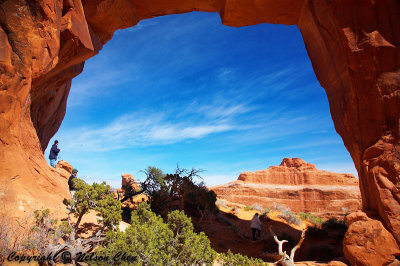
{"left": 55, "top": 160, "right": 73, "bottom": 179}
{"left": 343, "top": 212, "right": 400, "bottom": 265}
{"left": 344, "top": 210, "right": 368, "bottom": 226}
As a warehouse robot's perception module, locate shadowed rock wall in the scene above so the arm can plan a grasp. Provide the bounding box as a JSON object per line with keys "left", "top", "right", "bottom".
{"left": 0, "top": 0, "right": 399, "bottom": 263}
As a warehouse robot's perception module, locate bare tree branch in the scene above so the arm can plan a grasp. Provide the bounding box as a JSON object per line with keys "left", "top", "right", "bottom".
{"left": 269, "top": 226, "right": 305, "bottom": 266}
{"left": 289, "top": 229, "right": 305, "bottom": 261}
{"left": 269, "top": 226, "right": 289, "bottom": 260}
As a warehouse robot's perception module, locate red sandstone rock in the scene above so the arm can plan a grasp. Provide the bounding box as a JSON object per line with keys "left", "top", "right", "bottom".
{"left": 344, "top": 210, "right": 368, "bottom": 226}
{"left": 55, "top": 160, "right": 73, "bottom": 180}
{"left": 0, "top": 0, "right": 399, "bottom": 262}
{"left": 211, "top": 158, "right": 361, "bottom": 217}
{"left": 238, "top": 157, "right": 358, "bottom": 186}
{"left": 343, "top": 211, "right": 400, "bottom": 266}
{"left": 280, "top": 158, "right": 315, "bottom": 168}
{"left": 115, "top": 174, "right": 147, "bottom": 211}
{"left": 121, "top": 174, "right": 141, "bottom": 191}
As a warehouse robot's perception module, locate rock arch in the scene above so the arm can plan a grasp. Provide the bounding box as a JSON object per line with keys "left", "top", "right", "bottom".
{"left": 0, "top": 0, "right": 399, "bottom": 262}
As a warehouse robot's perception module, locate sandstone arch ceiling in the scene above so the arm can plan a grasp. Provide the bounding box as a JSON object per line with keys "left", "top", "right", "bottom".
{"left": 0, "top": 0, "right": 399, "bottom": 258}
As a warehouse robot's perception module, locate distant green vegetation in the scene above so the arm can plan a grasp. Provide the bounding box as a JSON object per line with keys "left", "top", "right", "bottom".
{"left": 243, "top": 204, "right": 263, "bottom": 212}
{"left": 279, "top": 208, "right": 302, "bottom": 226}
{"left": 297, "top": 212, "right": 324, "bottom": 225}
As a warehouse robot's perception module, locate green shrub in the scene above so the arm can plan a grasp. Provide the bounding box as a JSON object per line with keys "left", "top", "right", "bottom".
{"left": 279, "top": 209, "right": 302, "bottom": 226}
{"left": 218, "top": 250, "right": 267, "bottom": 265}
{"left": 298, "top": 212, "right": 323, "bottom": 225}
{"left": 69, "top": 179, "right": 122, "bottom": 231}
{"left": 95, "top": 202, "right": 216, "bottom": 265}
{"left": 23, "top": 209, "right": 70, "bottom": 252}
{"left": 0, "top": 209, "right": 69, "bottom": 263}
{"left": 244, "top": 205, "right": 253, "bottom": 211}
{"left": 243, "top": 204, "right": 263, "bottom": 212}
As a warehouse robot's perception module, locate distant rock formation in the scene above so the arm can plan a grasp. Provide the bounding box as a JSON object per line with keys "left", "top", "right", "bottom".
{"left": 114, "top": 174, "right": 147, "bottom": 210}
{"left": 211, "top": 158, "right": 361, "bottom": 217}
{"left": 121, "top": 174, "right": 141, "bottom": 192}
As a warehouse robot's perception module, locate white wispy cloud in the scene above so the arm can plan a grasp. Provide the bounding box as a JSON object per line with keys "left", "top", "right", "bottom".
{"left": 60, "top": 102, "right": 252, "bottom": 152}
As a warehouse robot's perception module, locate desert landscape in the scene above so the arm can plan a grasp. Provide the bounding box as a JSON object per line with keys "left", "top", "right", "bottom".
{"left": 1, "top": 0, "right": 400, "bottom": 265}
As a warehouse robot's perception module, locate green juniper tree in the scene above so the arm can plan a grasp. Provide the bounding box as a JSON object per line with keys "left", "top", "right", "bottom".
{"left": 95, "top": 202, "right": 217, "bottom": 265}
{"left": 40, "top": 179, "right": 122, "bottom": 265}
{"left": 66, "top": 179, "right": 121, "bottom": 240}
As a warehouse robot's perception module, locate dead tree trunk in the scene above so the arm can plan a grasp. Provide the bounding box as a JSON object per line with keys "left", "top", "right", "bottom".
{"left": 269, "top": 226, "right": 305, "bottom": 266}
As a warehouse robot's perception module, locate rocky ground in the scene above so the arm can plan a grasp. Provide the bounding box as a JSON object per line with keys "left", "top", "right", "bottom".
{"left": 193, "top": 199, "right": 349, "bottom": 265}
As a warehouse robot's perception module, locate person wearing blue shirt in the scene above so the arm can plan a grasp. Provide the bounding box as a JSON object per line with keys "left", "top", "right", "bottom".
{"left": 49, "top": 140, "right": 61, "bottom": 167}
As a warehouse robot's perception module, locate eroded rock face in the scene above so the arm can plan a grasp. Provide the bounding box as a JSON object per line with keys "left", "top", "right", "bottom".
{"left": 343, "top": 211, "right": 400, "bottom": 266}
{"left": 211, "top": 158, "right": 361, "bottom": 217}
{"left": 0, "top": 0, "right": 400, "bottom": 263}
{"left": 55, "top": 160, "right": 74, "bottom": 180}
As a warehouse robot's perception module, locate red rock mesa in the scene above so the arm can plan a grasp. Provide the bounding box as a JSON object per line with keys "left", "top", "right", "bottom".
{"left": 211, "top": 158, "right": 361, "bottom": 217}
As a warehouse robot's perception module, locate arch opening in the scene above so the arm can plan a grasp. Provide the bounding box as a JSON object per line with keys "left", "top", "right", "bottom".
{"left": 51, "top": 11, "right": 357, "bottom": 189}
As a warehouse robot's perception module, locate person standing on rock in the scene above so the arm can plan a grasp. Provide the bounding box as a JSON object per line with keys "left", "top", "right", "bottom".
{"left": 250, "top": 213, "right": 262, "bottom": 241}
{"left": 68, "top": 168, "right": 78, "bottom": 211}
{"left": 49, "top": 140, "right": 61, "bottom": 167}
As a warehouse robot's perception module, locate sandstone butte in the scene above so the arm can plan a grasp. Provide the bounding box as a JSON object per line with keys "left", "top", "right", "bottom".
{"left": 211, "top": 158, "right": 362, "bottom": 217}
{"left": 0, "top": 0, "right": 400, "bottom": 264}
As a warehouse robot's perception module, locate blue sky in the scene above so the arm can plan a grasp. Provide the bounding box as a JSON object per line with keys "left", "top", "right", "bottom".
{"left": 46, "top": 11, "right": 357, "bottom": 188}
